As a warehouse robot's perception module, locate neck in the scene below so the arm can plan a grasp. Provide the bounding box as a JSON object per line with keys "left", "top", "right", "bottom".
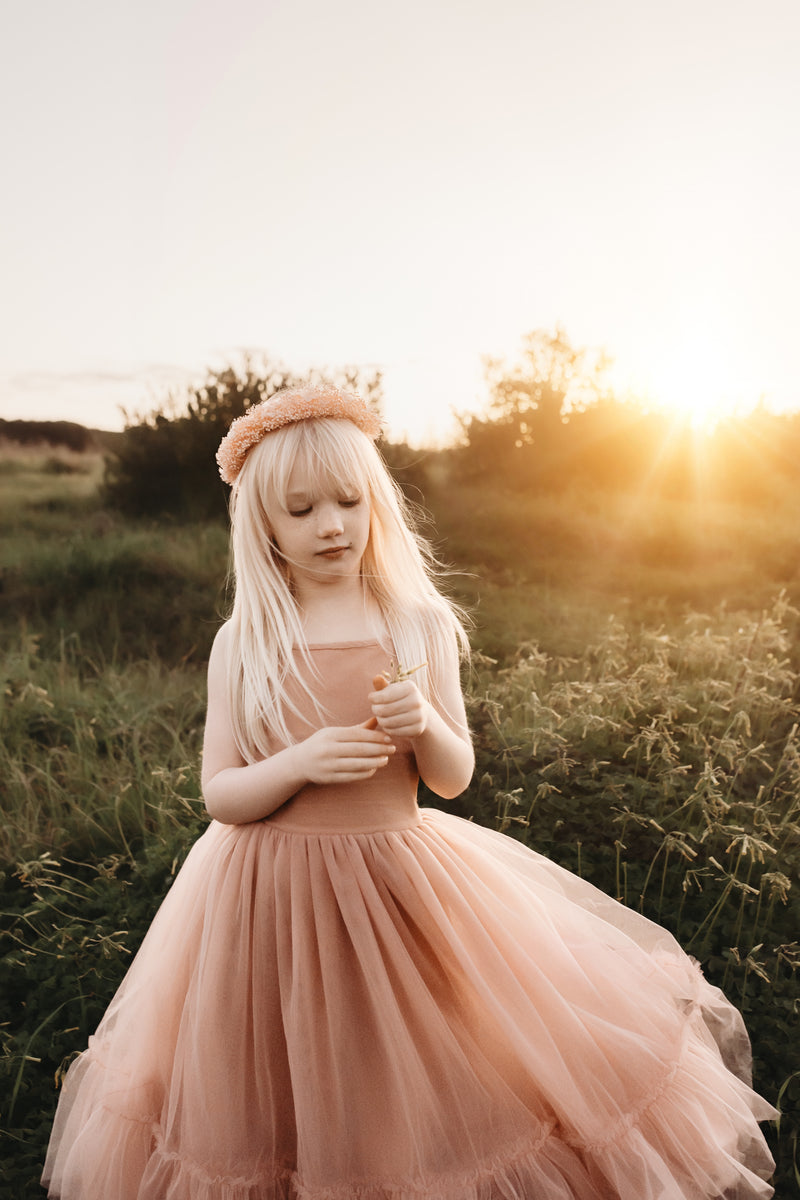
{"left": 294, "top": 576, "right": 383, "bottom": 644}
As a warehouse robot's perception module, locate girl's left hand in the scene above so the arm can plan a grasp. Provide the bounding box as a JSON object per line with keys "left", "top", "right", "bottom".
{"left": 368, "top": 675, "right": 429, "bottom": 739}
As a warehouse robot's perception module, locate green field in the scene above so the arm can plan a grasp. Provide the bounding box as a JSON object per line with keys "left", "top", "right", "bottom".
{"left": 1, "top": 444, "right": 798, "bottom": 1195}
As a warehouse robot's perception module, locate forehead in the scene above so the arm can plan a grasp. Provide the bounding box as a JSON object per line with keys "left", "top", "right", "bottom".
{"left": 284, "top": 442, "right": 362, "bottom": 492}
{"left": 254, "top": 419, "right": 371, "bottom": 512}
{"left": 285, "top": 463, "right": 346, "bottom": 493}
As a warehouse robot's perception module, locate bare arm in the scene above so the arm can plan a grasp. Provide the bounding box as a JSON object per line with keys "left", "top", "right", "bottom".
{"left": 202, "top": 624, "right": 396, "bottom": 824}
{"left": 368, "top": 639, "right": 474, "bottom": 800}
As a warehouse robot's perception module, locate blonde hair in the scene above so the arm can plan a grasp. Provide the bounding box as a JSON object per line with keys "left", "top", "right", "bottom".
{"left": 225, "top": 416, "right": 469, "bottom": 760}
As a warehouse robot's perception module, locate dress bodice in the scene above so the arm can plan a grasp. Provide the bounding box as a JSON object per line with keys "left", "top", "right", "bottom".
{"left": 263, "top": 641, "right": 421, "bottom": 834}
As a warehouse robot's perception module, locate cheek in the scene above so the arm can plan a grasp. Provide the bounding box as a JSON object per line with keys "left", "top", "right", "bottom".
{"left": 267, "top": 521, "right": 296, "bottom": 560}
{"left": 357, "top": 512, "right": 371, "bottom": 546}
{"left": 268, "top": 516, "right": 295, "bottom": 552}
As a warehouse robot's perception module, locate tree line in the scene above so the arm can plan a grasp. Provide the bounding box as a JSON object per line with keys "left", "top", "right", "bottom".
{"left": 0, "top": 419, "right": 101, "bottom": 453}
{"left": 455, "top": 328, "right": 798, "bottom": 502}
{"left": 5, "top": 333, "right": 798, "bottom": 518}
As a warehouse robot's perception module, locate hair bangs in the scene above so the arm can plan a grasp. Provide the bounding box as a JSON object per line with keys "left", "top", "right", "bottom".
{"left": 245, "top": 420, "right": 375, "bottom": 523}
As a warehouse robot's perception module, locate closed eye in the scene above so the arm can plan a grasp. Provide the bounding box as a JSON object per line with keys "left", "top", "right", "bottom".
{"left": 339, "top": 497, "right": 361, "bottom": 508}
{"left": 288, "top": 506, "right": 312, "bottom": 518}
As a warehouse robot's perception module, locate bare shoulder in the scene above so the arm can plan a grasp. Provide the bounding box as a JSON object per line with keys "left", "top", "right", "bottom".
{"left": 212, "top": 618, "right": 234, "bottom": 648}
{"left": 208, "top": 619, "right": 234, "bottom": 669}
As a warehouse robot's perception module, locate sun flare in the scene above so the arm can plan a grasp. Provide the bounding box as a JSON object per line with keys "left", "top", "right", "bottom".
{"left": 656, "top": 391, "right": 736, "bottom": 432}
{"left": 643, "top": 333, "right": 755, "bottom": 433}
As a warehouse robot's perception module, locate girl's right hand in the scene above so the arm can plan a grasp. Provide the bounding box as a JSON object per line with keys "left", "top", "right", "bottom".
{"left": 297, "top": 722, "right": 395, "bottom": 785}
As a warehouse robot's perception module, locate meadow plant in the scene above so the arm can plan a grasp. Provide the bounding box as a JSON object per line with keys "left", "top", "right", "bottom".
{"left": 0, "top": 632, "right": 208, "bottom": 862}
{"left": 467, "top": 594, "right": 800, "bottom": 1182}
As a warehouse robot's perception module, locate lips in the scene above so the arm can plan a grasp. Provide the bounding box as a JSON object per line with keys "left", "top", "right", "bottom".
{"left": 316, "top": 545, "right": 349, "bottom": 557}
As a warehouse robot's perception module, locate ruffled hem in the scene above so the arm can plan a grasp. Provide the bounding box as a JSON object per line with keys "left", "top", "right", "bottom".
{"left": 43, "top": 1047, "right": 776, "bottom": 1200}
{"left": 140, "top": 1124, "right": 584, "bottom": 1200}
{"left": 44, "top": 1114, "right": 775, "bottom": 1200}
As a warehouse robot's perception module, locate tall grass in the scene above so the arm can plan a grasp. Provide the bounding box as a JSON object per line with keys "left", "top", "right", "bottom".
{"left": 2, "top": 450, "right": 799, "bottom": 1193}
{"left": 469, "top": 594, "right": 800, "bottom": 938}
{"left": 0, "top": 632, "right": 208, "bottom": 862}
{"left": 0, "top": 442, "right": 104, "bottom": 519}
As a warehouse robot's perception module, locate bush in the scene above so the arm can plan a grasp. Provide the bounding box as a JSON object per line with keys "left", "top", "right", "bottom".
{"left": 103, "top": 359, "right": 384, "bottom": 520}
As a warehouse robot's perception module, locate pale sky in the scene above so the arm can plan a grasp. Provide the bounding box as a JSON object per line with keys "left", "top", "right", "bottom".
{"left": 2, "top": 0, "right": 798, "bottom": 444}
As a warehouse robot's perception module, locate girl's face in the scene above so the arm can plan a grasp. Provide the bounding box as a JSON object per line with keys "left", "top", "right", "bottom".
{"left": 269, "top": 468, "right": 370, "bottom": 587}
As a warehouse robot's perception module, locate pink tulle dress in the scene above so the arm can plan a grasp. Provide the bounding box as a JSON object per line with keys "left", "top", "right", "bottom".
{"left": 42, "top": 641, "right": 777, "bottom": 1199}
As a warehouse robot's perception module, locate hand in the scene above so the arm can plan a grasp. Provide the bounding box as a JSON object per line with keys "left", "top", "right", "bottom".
{"left": 297, "top": 722, "right": 396, "bottom": 785}
{"left": 368, "top": 674, "right": 429, "bottom": 740}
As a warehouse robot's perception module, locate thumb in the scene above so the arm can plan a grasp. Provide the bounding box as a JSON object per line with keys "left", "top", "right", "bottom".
{"left": 361, "top": 715, "right": 379, "bottom": 730}
{"left": 372, "top": 673, "right": 389, "bottom": 692}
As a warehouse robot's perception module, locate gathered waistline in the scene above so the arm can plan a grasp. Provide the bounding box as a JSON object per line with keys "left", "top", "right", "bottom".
{"left": 258, "top": 815, "right": 425, "bottom": 838}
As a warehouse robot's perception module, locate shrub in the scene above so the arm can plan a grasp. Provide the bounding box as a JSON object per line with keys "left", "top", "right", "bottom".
{"left": 103, "top": 358, "right": 383, "bottom": 520}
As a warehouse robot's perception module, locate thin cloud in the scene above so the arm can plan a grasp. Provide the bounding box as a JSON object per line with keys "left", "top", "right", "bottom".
{"left": 9, "top": 365, "right": 192, "bottom": 392}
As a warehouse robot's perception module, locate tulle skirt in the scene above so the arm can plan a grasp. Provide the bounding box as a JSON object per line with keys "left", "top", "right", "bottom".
{"left": 42, "top": 809, "right": 776, "bottom": 1199}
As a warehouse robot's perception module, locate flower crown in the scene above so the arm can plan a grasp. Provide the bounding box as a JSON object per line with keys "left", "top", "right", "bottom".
{"left": 216, "top": 383, "right": 383, "bottom": 484}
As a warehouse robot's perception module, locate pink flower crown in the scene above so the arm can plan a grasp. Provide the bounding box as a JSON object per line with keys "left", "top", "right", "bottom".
{"left": 216, "top": 383, "right": 383, "bottom": 484}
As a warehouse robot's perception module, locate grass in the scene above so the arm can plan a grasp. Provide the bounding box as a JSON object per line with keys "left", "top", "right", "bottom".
{"left": 1, "top": 632, "right": 208, "bottom": 862}
{"left": 0, "top": 441, "right": 105, "bottom": 517}
{"left": 1, "top": 447, "right": 799, "bottom": 1195}
{"left": 425, "top": 470, "right": 800, "bottom": 643}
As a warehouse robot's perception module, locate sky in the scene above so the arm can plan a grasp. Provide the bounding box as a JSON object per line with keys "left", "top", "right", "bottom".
{"left": 2, "top": 0, "right": 798, "bottom": 445}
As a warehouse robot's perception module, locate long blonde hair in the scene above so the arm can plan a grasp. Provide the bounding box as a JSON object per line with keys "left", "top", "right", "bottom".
{"left": 225, "top": 417, "right": 469, "bottom": 760}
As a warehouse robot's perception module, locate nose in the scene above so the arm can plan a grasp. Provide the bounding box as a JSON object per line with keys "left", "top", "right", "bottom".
{"left": 317, "top": 502, "right": 344, "bottom": 537}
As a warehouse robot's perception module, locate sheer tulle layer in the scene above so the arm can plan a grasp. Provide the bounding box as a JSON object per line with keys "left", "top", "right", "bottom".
{"left": 43, "top": 810, "right": 776, "bottom": 1199}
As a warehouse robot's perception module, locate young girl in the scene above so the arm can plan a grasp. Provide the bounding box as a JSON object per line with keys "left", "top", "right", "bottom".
{"left": 43, "top": 384, "right": 776, "bottom": 1199}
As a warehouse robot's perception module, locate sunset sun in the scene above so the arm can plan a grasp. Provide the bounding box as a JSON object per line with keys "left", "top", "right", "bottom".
{"left": 644, "top": 335, "right": 754, "bottom": 432}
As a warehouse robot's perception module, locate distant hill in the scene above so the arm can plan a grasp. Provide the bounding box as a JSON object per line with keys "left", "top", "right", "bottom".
{"left": 0, "top": 419, "right": 123, "bottom": 453}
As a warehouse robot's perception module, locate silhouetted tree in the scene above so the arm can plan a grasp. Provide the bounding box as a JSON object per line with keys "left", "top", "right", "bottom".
{"left": 103, "top": 356, "right": 383, "bottom": 520}
{"left": 458, "top": 327, "right": 610, "bottom": 487}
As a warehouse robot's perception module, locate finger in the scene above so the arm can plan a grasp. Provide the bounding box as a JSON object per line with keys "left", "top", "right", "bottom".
{"left": 369, "top": 682, "right": 412, "bottom": 705}
{"left": 374, "top": 720, "right": 416, "bottom": 737}
{"left": 372, "top": 674, "right": 389, "bottom": 692}
{"left": 336, "top": 740, "right": 395, "bottom": 756}
{"left": 333, "top": 756, "right": 391, "bottom": 775}
{"left": 370, "top": 698, "right": 419, "bottom": 718}
{"left": 345, "top": 723, "right": 393, "bottom": 742}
